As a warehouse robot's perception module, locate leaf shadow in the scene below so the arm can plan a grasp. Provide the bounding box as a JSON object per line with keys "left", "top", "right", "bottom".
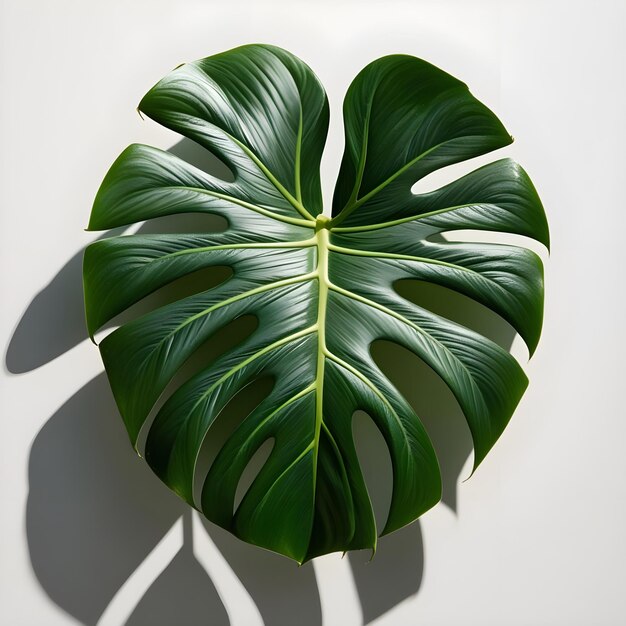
{"left": 12, "top": 138, "right": 515, "bottom": 625}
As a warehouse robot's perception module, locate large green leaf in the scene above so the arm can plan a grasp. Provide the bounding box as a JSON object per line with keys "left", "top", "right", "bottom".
{"left": 83, "top": 44, "right": 549, "bottom": 563}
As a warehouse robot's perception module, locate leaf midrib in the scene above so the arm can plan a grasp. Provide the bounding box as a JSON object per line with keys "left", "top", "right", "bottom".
{"left": 312, "top": 227, "right": 329, "bottom": 493}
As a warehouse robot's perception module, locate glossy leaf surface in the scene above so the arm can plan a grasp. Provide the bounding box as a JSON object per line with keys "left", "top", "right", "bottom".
{"left": 84, "top": 45, "right": 549, "bottom": 563}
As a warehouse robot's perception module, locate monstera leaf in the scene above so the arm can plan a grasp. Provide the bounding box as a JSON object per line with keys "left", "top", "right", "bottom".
{"left": 83, "top": 44, "right": 549, "bottom": 564}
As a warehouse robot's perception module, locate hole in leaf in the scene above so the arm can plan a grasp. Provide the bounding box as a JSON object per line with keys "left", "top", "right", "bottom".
{"left": 135, "top": 212, "right": 228, "bottom": 234}
{"left": 102, "top": 265, "right": 233, "bottom": 335}
{"left": 168, "top": 138, "right": 235, "bottom": 183}
{"left": 352, "top": 410, "right": 393, "bottom": 532}
{"left": 439, "top": 229, "right": 548, "bottom": 258}
{"left": 410, "top": 150, "right": 509, "bottom": 195}
{"left": 372, "top": 339, "right": 473, "bottom": 512}
{"left": 193, "top": 375, "right": 274, "bottom": 504}
{"left": 233, "top": 438, "right": 275, "bottom": 514}
{"left": 394, "top": 279, "right": 516, "bottom": 351}
{"left": 169, "top": 315, "right": 259, "bottom": 388}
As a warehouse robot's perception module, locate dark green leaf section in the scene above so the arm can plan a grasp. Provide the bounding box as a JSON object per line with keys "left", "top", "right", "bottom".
{"left": 330, "top": 159, "right": 548, "bottom": 355}
{"left": 331, "top": 55, "right": 513, "bottom": 226}
{"left": 83, "top": 44, "right": 548, "bottom": 563}
{"left": 99, "top": 249, "right": 316, "bottom": 445}
{"left": 326, "top": 254, "right": 528, "bottom": 469}
{"left": 138, "top": 44, "right": 330, "bottom": 218}
{"left": 84, "top": 143, "right": 311, "bottom": 336}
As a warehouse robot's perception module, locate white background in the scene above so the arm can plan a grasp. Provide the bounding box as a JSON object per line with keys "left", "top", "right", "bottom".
{"left": 2, "top": 1, "right": 625, "bottom": 624}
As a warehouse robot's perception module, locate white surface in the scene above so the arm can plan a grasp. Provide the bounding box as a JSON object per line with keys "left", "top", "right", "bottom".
{"left": 1, "top": 0, "right": 625, "bottom": 624}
